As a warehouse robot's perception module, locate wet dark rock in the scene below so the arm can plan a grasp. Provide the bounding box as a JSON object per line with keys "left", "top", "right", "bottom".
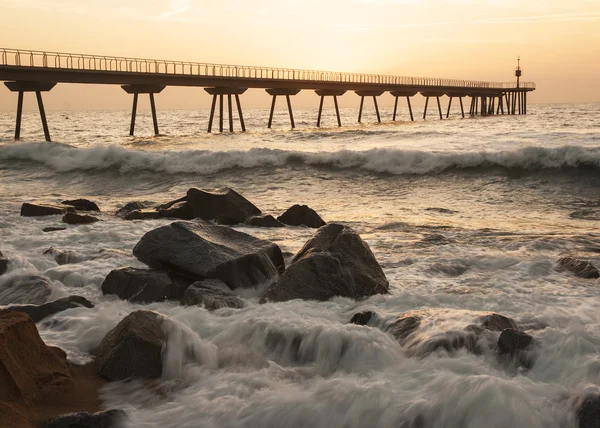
{"left": 187, "top": 187, "right": 261, "bottom": 225}
{"left": 557, "top": 257, "right": 599, "bottom": 279}
{"left": 96, "top": 310, "right": 165, "bottom": 381}
{"left": 577, "top": 393, "right": 600, "bottom": 428}
{"left": 479, "top": 313, "right": 518, "bottom": 332}
{"left": 158, "top": 201, "right": 194, "bottom": 220}
{"left": 181, "top": 279, "right": 244, "bottom": 310}
{"left": 61, "top": 198, "right": 100, "bottom": 212}
{"left": 0, "top": 275, "right": 52, "bottom": 305}
{"left": 116, "top": 201, "right": 147, "bottom": 218}
{"left": 277, "top": 204, "right": 326, "bottom": 228}
{"left": 7, "top": 296, "right": 94, "bottom": 322}
{"left": 133, "top": 220, "right": 285, "bottom": 289}
{"left": 349, "top": 311, "right": 375, "bottom": 326}
{"left": 42, "top": 409, "right": 126, "bottom": 428}
{"left": 0, "top": 251, "right": 7, "bottom": 276}
{"left": 263, "top": 224, "right": 388, "bottom": 302}
{"left": 245, "top": 214, "right": 285, "bottom": 228}
{"left": 427, "top": 262, "right": 469, "bottom": 277}
{"left": 62, "top": 212, "right": 100, "bottom": 225}
{"left": 42, "top": 227, "right": 66, "bottom": 233}
{"left": 101, "top": 267, "right": 191, "bottom": 303}
{"left": 387, "top": 315, "right": 422, "bottom": 342}
{"left": 496, "top": 328, "right": 535, "bottom": 368}
{"left": 44, "top": 247, "right": 87, "bottom": 265}
{"left": 21, "top": 202, "right": 75, "bottom": 217}
{"left": 123, "top": 209, "right": 161, "bottom": 221}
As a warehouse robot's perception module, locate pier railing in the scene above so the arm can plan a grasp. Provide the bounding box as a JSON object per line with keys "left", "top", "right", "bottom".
{"left": 0, "top": 48, "right": 535, "bottom": 90}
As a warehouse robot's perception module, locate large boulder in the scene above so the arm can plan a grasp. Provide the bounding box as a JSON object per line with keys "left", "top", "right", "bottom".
{"left": 0, "top": 251, "right": 7, "bottom": 276}
{"left": 277, "top": 204, "right": 326, "bottom": 228}
{"left": 245, "top": 214, "right": 284, "bottom": 228}
{"left": 133, "top": 221, "right": 285, "bottom": 289}
{"left": 42, "top": 410, "right": 125, "bottom": 428}
{"left": 7, "top": 296, "right": 94, "bottom": 323}
{"left": 96, "top": 310, "right": 165, "bottom": 381}
{"left": 262, "top": 224, "right": 388, "bottom": 302}
{"left": 0, "top": 275, "right": 52, "bottom": 305}
{"left": 21, "top": 202, "right": 75, "bottom": 217}
{"left": 61, "top": 199, "right": 100, "bottom": 212}
{"left": 577, "top": 393, "right": 600, "bottom": 428}
{"left": 496, "top": 328, "right": 535, "bottom": 368}
{"left": 181, "top": 279, "right": 244, "bottom": 310}
{"left": 479, "top": 313, "right": 518, "bottom": 331}
{"left": 159, "top": 201, "right": 194, "bottom": 220}
{"left": 62, "top": 212, "right": 100, "bottom": 225}
{"left": 123, "top": 209, "right": 161, "bottom": 221}
{"left": 557, "top": 257, "right": 599, "bottom": 279}
{"left": 186, "top": 187, "right": 261, "bottom": 225}
{"left": 101, "top": 267, "right": 191, "bottom": 303}
{"left": 115, "top": 201, "right": 147, "bottom": 218}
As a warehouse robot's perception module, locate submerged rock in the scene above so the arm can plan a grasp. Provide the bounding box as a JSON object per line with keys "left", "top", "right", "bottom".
{"left": 7, "top": 296, "right": 94, "bottom": 322}
{"left": 0, "top": 275, "right": 52, "bottom": 305}
{"left": 577, "top": 393, "right": 600, "bottom": 428}
{"left": 42, "top": 409, "right": 125, "bottom": 428}
{"left": 96, "top": 310, "right": 165, "bottom": 381}
{"left": 21, "top": 202, "right": 75, "bottom": 217}
{"left": 245, "top": 214, "right": 285, "bottom": 228}
{"left": 42, "top": 227, "right": 67, "bottom": 233}
{"left": 263, "top": 223, "right": 388, "bottom": 302}
{"left": 44, "top": 247, "right": 87, "bottom": 265}
{"left": 123, "top": 209, "right": 161, "bottom": 221}
{"left": 158, "top": 201, "right": 194, "bottom": 220}
{"left": 61, "top": 198, "right": 100, "bottom": 212}
{"left": 557, "top": 257, "right": 599, "bottom": 279}
{"left": 479, "top": 313, "right": 518, "bottom": 332}
{"left": 133, "top": 220, "right": 285, "bottom": 289}
{"left": 277, "top": 204, "right": 326, "bottom": 228}
{"left": 181, "top": 279, "right": 244, "bottom": 310}
{"left": 0, "top": 251, "right": 7, "bottom": 276}
{"left": 62, "top": 212, "right": 100, "bottom": 225}
{"left": 427, "top": 262, "right": 469, "bottom": 277}
{"left": 387, "top": 315, "right": 422, "bottom": 343}
{"left": 101, "top": 267, "right": 191, "bottom": 303}
{"left": 115, "top": 201, "right": 147, "bottom": 218}
{"left": 349, "top": 311, "right": 375, "bottom": 326}
{"left": 496, "top": 328, "right": 535, "bottom": 368}
{"left": 186, "top": 187, "right": 261, "bottom": 225}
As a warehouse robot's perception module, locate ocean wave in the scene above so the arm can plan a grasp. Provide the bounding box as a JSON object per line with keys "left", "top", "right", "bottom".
{"left": 1, "top": 142, "right": 600, "bottom": 176}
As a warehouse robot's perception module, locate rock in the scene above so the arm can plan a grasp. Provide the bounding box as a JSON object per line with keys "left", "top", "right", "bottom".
{"left": 427, "top": 262, "right": 469, "bottom": 277}
{"left": 158, "top": 201, "right": 194, "bottom": 220}
{"left": 186, "top": 187, "right": 261, "bottom": 225}
{"left": 61, "top": 199, "right": 100, "bottom": 212}
{"left": 21, "top": 202, "right": 75, "bottom": 217}
{"left": 349, "top": 311, "right": 375, "bottom": 326}
{"left": 262, "top": 224, "right": 388, "bottom": 302}
{"left": 387, "top": 315, "right": 421, "bottom": 342}
{"left": 0, "top": 275, "right": 52, "bottom": 305}
{"left": 123, "top": 209, "right": 161, "bottom": 221}
{"left": 133, "top": 220, "right": 285, "bottom": 289}
{"left": 277, "top": 204, "right": 326, "bottom": 228}
{"left": 62, "top": 212, "right": 100, "bottom": 225}
{"left": 101, "top": 267, "right": 191, "bottom": 303}
{"left": 496, "top": 328, "right": 535, "bottom": 368}
{"left": 0, "top": 251, "right": 7, "bottom": 276}
{"left": 181, "top": 279, "right": 244, "bottom": 310}
{"left": 44, "top": 247, "right": 88, "bottom": 265}
{"left": 96, "top": 310, "right": 165, "bottom": 381}
{"left": 115, "top": 201, "right": 146, "bottom": 218}
{"left": 577, "top": 393, "right": 600, "bottom": 428}
{"left": 479, "top": 313, "right": 518, "bottom": 332}
{"left": 42, "top": 410, "right": 125, "bottom": 428}
{"left": 42, "top": 227, "right": 67, "bottom": 233}
{"left": 557, "top": 257, "right": 600, "bottom": 279}
{"left": 245, "top": 214, "right": 285, "bottom": 228}
{"left": 0, "top": 310, "right": 74, "bottom": 403}
{"left": 411, "top": 329, "right": 479, "bottom": 357}
{"left": 7, "top": 296, "right": 94, "bottom": 323}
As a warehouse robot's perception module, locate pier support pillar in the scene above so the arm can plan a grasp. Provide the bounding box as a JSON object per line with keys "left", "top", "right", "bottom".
{"left": 355, "top": 90, "right": 384, "bottom": 123}
{"left": 421, "top": 92, "right": 445, "bottom": 120}
{"left": 266, "top": 89, "right": 301, "bottom": 129}
{"left": 390, "top": 91, "right": 417, "bottom": 121}
{"left": 122, "top": 85, "right": 165, "bottom": 136}
{"left": 4, "top": 81, "right": 56, "bottom": 142}
{"left": 204, "top": 87, "right": 248, "bottom": 133}
{"left": 315, "top": 89, "right": 346, "bottom": 127}
{"left": 445, "top": 93, "right": 468, "bottom": 119}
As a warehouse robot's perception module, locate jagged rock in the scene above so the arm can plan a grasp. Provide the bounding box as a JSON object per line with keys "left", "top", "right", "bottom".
{"left": 96, "top": 310, "right": 165, "bottom": 381}
{"left": 181, "top": 279, "right": 244, "bottom": 310}
{"left": 42, "top": 227, "right": 66, "bottom": 233}
{"left": 42, "top": 409, "right": 125, "bottom": 428}
{"left": 387, "top": 315, "right": 421, "bottom": 342}
{"left": 349, "top": 311, "right": 375, "bottom": 326}
{"left": 0, "top": 251, "right": 7, "bottom": 276}
{"left": 277, "top": 204, "right": 326, "bottom": 228}
{"left": 101, "top": 267, "right": 191, "bottom": 303}
{"left": 245, "top": 214, "right": 285, "bottom": 228}
{"left": 62, "top": 212, "right": 100, "bottom": 225}
{"left": 123, "top": 209, "right": 161, "bottom": 221}
{"left": 158, "top": 201, "right": 194, "bottom": 220}
{"left": 557, "top": 257, "right": 599, "bottom": 279}
{"left": 21, "top": 202, "right": 75, "bottom": 217}
{"left": 133, "top": 220, "right": 284, "bottom": 289}
{"left": 61, "top": 199, "right": 100, "bottom": 212}
{"left": 479, "top": 313, "right": 518, "bottom": 331}
{"left": 115, "top": 201, "right": 147, "bottom": 218}
{"left": 577, "top": 393, "right": 600, "bottom": 428}
{"left": 496, "top": 328, "right": 535, "bottom": 368}
{"left": 7, "top": 296, "right": 94, "bottom": 322}
{"left": 262, "top": 224, "right": 388, "bottom": 302}
{"left": 0, "top": 275, "right": 52, "bottom": 305}
{"left": 186, "top": 187, "right": 261, "bottom": 225}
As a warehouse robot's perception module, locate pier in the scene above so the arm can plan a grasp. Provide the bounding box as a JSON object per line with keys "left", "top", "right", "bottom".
{"left": 0, "top": 48, "right": 535, "bottom": 141}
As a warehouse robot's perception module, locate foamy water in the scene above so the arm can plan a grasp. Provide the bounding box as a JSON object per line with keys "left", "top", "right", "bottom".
{"left": 1, "top": 103, "right": 599, "bottom": 427}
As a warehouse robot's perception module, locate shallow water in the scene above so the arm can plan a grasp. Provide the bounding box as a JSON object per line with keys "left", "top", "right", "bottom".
{"left": 1, "top": 103, "right": 599, "bottom": 427}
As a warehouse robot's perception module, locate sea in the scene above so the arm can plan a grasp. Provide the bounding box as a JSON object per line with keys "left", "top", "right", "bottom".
{"left": 0, "top": 103, "right": 599, "bottom": 427}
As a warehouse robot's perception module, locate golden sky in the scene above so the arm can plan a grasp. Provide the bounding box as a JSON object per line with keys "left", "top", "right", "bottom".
{"left": 1, "top": 0, "right": 599, "bottom": 110}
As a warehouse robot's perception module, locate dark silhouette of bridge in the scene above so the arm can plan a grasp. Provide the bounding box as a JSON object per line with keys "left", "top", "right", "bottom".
{"left": 0, "top": 48, "right": 535, "bottom": 141}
